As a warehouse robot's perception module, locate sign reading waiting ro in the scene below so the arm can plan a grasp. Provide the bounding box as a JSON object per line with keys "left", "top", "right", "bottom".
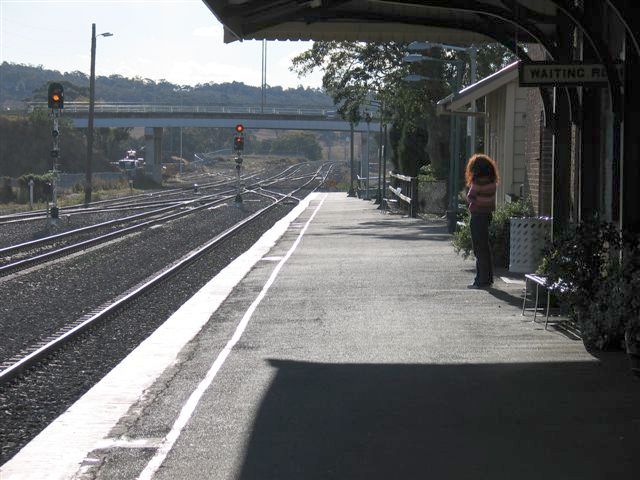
{"left": 519, "top": 62, "right": 624, "bottom": 86}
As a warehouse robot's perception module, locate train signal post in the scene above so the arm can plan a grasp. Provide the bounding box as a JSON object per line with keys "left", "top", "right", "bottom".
{"left": 48, "top": 82, "right": 64, "bottom": 221}
{"left": 233, "top": 124, "right": 245, "bottom": 203}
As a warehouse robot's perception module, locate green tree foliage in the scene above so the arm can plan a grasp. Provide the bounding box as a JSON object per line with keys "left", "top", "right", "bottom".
{"left": 0, "top": 108, "right": 112, "bottom": 177}
{"left": 95, "top": 127, "right": 134, "bottom": 161}
{"left": 163, "top": 127, "right": 233, "bottom": 160}
{"left": 271, "top": 132, "right": 322, "bottom": 160}
{"left": 292, "top": 41, "right": 452, "bottom": 177}
{"left": 291, "top": 41, "right": 516, "bottom": 178}
{"left": 0, "top": 62, "right": 333, "bottom": 109}
{"left": 292, "top": 42, "right": 405, "bottom": 124}
{"left": 396, "top": 119, "right": 429, "bottom": 177}
{"left": 249, "top": 132, "right": 323, "bottom": 160}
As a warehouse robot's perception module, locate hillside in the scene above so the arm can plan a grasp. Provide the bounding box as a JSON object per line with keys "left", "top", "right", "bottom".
{"left": 0, "top": 62, "right": 333, "bottom": 110}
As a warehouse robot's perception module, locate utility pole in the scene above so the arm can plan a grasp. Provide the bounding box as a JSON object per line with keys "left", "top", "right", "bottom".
{"left": 376, "top": 101, "right": 384, "bottom": 205}
{"left": 364, "top": 112, "right": 372, "bottom": 200}
{"left": 261, "top": 40, "right": 267, "bottom": 113}
{"left": 85, "top": 24, "right": 112, "bottom": 206}
{"left": 85, "top": 23, "right": 97, "bottom": 206}
{"left": 348, "top": 123, "right": 356, "bottom": 196}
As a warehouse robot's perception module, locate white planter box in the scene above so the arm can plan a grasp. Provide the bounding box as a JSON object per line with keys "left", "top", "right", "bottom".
{"left": 509, "top": 217, "right": 551, "bottom": 273}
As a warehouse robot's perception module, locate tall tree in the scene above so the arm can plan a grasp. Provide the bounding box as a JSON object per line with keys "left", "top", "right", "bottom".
{"left": 291, "top": 41, "right": 516, "bottom": 177}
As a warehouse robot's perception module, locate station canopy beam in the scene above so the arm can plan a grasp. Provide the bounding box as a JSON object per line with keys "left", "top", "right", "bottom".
{"left": 201, "top": 1, "right": 638, "bottom": 64}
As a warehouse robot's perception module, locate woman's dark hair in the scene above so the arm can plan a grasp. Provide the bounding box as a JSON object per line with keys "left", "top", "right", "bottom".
{"left": 465, "top": 154, "right": 500, "bottom": 187}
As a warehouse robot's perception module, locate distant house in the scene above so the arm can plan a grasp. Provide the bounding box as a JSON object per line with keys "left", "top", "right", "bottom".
{"left": 437, "top": 61, "right": 551, "bottom": 216}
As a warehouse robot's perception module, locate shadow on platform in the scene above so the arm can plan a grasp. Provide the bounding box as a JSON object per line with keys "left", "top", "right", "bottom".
{"left": 238, "top": 359, "right": 640, "bottom": 479}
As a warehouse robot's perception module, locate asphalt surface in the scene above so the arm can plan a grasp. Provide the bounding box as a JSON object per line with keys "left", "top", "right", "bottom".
{"left": 17, "top": 193, "right": 640, "bottom": 479}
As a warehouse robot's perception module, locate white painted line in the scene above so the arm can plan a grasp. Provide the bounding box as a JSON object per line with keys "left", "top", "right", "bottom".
{"left": 261, "top": 256, "right": 284, "bottom": 262}
{"left": 137, "top": 193, "right": 328, "bottom": 480}
{"left": 500, "top": 276, "right": 525, "bottom": 285}
{"left": 207, "top": 204, "right": 227, "bottom": 211}
{"left": 0, "top": 193, "right": 321, "bottom": 480}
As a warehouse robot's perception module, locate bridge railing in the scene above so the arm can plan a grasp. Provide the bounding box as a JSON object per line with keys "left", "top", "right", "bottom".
{"left": 27, "top": 102, "right": 338, "bottom": 117}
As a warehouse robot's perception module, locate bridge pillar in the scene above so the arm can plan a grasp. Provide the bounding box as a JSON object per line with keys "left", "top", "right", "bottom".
{"left": 144, "top": 127, "right": 163, "bottom": 183}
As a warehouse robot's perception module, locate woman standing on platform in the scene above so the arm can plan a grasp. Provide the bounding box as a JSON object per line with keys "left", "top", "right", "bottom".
{"left": 465, "top": 154, "right": 499, "bottom": 289}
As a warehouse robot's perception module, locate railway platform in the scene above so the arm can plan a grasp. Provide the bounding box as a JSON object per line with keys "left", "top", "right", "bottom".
{"left": 3, "top": 192, "right": 640, "bottom": 479}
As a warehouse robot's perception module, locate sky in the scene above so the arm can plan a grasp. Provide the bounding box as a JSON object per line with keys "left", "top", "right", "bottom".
{"left": 0, "top": 0, "right": 323, "bottom": 89}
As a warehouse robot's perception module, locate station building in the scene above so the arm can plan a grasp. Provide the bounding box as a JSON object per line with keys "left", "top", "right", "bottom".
{"left": 203, "top": 0, "right": 640, "bottom": 235}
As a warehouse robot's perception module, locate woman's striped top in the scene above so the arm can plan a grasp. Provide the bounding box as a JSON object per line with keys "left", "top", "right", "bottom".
{"left": 467, "top": 176, "right": 496, "bottom": 214}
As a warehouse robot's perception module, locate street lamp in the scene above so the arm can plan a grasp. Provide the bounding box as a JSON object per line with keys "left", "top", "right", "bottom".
{"left": 261, "top": 39, "right": 267, "bottom": 113}
{"left": 85, "top": 23, "right": 113, "bottom": 206}
{"left": 405, "top": 43, "right": 478, "bottom": 154}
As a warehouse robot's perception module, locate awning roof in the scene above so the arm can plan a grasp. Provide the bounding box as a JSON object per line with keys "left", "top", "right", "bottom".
{"left": 201, "top": 0, "right": 559, "bottom": 46}
{"left": 437, "top": 61, "right": 520, "bottom": 115}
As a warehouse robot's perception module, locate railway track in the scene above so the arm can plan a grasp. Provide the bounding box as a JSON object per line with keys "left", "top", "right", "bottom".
{"left": 0, "top": 164, "right": 311, "bottom": 267}
{"left": 0, "top": 168, "right": 271, "bottom": 225}
{"left": 0, "top": 162, "right": 334, "bottom": 386}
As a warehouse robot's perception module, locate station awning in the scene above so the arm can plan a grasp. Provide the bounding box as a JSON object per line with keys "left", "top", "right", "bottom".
{"left": 437, "top": 61, "right": 520, "bottom": 116}
{"left": 201, "top": 0, "right": 560, "bottom": 46}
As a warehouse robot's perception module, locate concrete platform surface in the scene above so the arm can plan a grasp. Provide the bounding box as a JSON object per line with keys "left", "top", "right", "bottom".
{"left": 3, "top": 192, "right": 640, "bottom": 480}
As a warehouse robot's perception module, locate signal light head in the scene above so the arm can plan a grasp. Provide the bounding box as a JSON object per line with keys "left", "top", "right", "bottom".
{"left": 233, "top": 135, "right": 244, "bottom": 151}
{"left": 47, "top": 82, "right": 64, "bottom": 110}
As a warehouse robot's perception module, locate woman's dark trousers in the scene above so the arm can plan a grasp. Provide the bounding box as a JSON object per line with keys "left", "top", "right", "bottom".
{"left": 470, "top": 213, "right": 493, "bottom": 285}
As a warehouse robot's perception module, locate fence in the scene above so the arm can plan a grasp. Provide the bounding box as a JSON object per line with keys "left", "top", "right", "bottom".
{"left": 386, "top": 172, "right": 418, "bottom": 217}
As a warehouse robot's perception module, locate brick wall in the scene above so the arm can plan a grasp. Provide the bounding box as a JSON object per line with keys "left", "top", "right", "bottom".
{"left": 523, "top": 90, "right": 553, "bottom": 216}
{"left": 522, "top": 45, "right": 553, "bottom": 217}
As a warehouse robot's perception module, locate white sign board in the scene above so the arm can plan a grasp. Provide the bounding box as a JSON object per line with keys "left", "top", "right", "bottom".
{"left": 519, "top": 62, "right": 624, "bottom": 86}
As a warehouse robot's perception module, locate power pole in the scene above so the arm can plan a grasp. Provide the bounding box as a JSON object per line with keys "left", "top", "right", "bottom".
{"left": 85, "top": 23, "right": 97, "bottom": 206}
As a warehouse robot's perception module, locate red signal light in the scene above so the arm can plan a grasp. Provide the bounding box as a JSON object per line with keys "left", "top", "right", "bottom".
{"left": 235, "top": 124, "right": 244, "bottom": 133}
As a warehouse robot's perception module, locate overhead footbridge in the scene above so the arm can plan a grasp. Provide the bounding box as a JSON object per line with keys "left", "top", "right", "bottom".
{"left": 38, "top": 103, "right": 378, "bottom": 132}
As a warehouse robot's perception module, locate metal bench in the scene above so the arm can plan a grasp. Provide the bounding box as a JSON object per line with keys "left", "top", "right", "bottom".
{"left": 521, "top": 274, "right": 566, "bottom": 330}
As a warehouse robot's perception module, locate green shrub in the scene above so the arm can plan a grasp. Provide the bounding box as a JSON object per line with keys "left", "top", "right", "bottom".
{"left": 17, "top": 173, "right": 55, "bottom": 203}
{"left": 417, "top": 164, "right": 437, "bottom": 183}
{"left": 452, "top": 199, "right": 533, "bottom": 267}
{"left": 1, "top": 177, "right": 15, "bottom": 202}
{"left": 538, "top": 219, "right": 640, "bottom": 350}
{"left": 452, "top": 210, "right": 472, "bottom": 258}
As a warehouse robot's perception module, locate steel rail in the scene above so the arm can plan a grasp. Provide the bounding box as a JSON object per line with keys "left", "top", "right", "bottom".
{"left": 0, "top": 167, "right": 273, "bottom": 225}
{"left": 0, "top": 163, "right": 333, "bottom": 385}
{"left": 0, "top": 164, "right": 319, "bottom": 274}
{"left": 0, "top": 195, "right": 234, "bottom": 276}
{"left": 0, "top": 195, "right": 220, "bottom": 258}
